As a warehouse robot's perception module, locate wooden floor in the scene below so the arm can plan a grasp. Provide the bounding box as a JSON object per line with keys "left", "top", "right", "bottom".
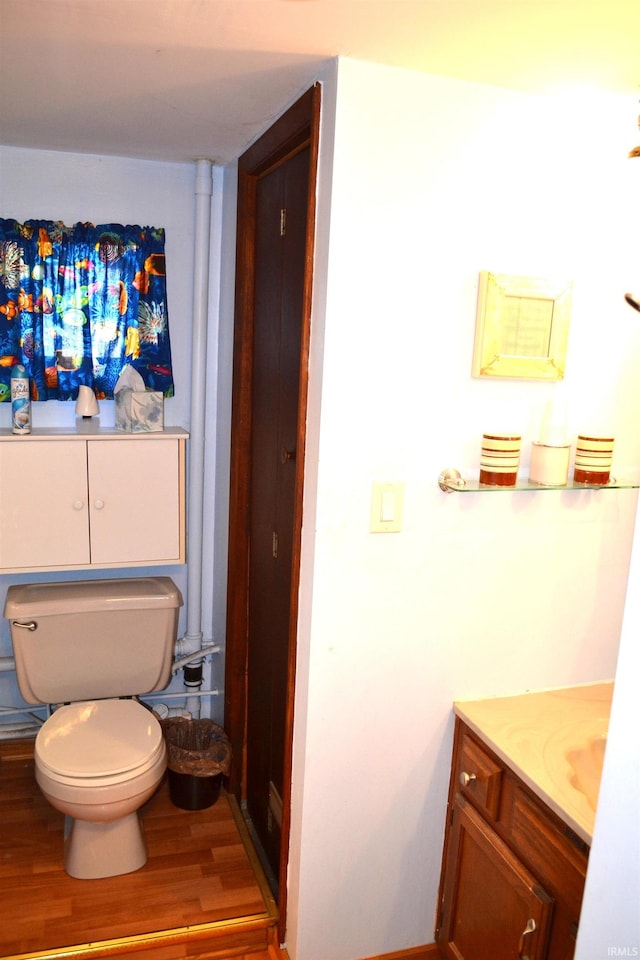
{"left": 0, "top": 741, "right": 283, "bottom": 960}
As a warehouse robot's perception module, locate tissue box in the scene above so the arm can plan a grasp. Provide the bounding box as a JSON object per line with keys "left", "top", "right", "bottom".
{"left": 115, "top": 388, "right": 164, "bottom": 432}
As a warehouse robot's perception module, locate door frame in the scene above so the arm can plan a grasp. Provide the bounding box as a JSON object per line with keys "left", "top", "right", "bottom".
{"left": 224, "top": 83, "right": 321, "bottom": 936}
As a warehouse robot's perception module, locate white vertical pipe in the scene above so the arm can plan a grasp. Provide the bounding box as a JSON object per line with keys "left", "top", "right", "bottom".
{"left": 185, "top": 159, "right": 213, "bottom": 649}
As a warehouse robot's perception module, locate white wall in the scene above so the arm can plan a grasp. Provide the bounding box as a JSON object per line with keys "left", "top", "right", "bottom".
{"left": 575, "top": 506, "right": 640, "bottom": 958}
{"left": 287, "top": 59, "right": 640, "bottom": 960}
{"left": 0, "top": 146, "right": 227, "bottom": 718}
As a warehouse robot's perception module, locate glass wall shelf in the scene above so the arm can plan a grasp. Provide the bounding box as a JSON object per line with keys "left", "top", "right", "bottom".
{"left": 438, "top": 467, "right": 640, "bottom": 494}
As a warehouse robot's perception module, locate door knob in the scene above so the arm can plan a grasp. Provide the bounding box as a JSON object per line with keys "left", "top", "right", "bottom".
{"left": 459, "top": 771, "right": 477, "bottom": 788}
{"left": 280, "top": 447, "right": 295, "bottom": 464}
{"left": 93, "top": 499, "right": 105, "bottom": 510}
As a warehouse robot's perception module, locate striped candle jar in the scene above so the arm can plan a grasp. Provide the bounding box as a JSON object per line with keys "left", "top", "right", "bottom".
{"left": 479, "top": 434, "right": 521, "bottom": 486}
{"left": 573, "top": 435, "right": 614, "bottom": 485}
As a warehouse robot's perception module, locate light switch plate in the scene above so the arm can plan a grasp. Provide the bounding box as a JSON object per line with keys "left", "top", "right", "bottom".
{"left": 370, "top": 482, "right": 404, "bottom": 533}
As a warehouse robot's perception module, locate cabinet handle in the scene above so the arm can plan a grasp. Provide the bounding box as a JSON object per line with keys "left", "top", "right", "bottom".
{"left": 93, "top": 499, "right": 105, "bottom": 510}
{"left": 459, "top": 771, "right": 477, "bottom": 788}
{"left": 73, "top": 499, "right": 84, "bottom": 511}
{"left": 518, "top": 917, "right": 536, "bottom": 959}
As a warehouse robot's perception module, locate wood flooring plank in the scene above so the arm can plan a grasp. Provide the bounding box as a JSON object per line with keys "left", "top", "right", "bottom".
{"left": 0, "top": 747, "right": 277, "bottom": 960}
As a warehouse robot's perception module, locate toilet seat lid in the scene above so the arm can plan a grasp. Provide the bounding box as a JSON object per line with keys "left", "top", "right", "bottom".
{"left": 36, "top": 699, "right": 164, "bottom": 779}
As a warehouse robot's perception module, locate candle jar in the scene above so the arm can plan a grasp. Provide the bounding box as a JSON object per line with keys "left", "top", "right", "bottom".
{"left": 479, "top": 434, "right": 521, "bottom": 486}
{"left": 573, "top": 435, "right": 614, "bottom": 485}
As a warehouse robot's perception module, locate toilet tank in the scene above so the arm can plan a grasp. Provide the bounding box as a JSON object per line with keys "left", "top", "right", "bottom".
{"left": 4, "top": 577, "right": 183, "bottom": 705}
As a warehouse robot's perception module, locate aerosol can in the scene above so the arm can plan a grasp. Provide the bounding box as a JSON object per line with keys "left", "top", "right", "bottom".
{"left": 11, "top": 364, "right": 31, "bottom": 435}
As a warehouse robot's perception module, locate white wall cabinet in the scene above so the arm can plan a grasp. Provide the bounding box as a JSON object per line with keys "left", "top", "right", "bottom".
{"left": 0, "top": 428, "right": 188, "bottom": 572}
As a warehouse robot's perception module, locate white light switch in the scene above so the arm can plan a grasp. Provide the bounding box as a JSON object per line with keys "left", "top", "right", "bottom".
{"left": 380, "top": 489, "right": 396, "bottom": 523}
{"left": 370, "top": 482, "right": 404, "bottom": 533}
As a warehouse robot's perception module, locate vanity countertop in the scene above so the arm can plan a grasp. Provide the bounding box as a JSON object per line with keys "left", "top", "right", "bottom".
{"left": 454, "top": 681, "right": 613, "bottom": 845}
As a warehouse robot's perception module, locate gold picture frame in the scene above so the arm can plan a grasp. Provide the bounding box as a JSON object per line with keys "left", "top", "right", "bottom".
{"left": 472, "top": 271, "right": 573, "bottom": 380}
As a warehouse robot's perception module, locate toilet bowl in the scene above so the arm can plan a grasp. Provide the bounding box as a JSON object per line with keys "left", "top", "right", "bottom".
{"left": 35, "top": 698, "right": 167, "bottom": 879}
{"left": 4, "top": 576, "right": 183, "bottom": 880}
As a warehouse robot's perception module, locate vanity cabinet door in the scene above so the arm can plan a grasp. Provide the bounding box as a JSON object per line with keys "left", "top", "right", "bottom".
{"left": 87, "top": 438, "right": 183, "bottom": 565}
{"left": 0, "top": 439, "right": 90, "bottom": 569}
{"left": 438, "top": 795, "right": 553, "bottom": 960}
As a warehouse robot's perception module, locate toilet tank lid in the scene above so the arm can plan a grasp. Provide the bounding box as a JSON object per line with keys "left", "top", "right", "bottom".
{"left": 4, "top": 577, "right": 183, "bottom": 619}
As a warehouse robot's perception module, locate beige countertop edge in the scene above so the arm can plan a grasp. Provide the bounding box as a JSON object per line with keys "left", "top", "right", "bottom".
{"left": 453, "top": 681, "right": 614, "bottom": 846}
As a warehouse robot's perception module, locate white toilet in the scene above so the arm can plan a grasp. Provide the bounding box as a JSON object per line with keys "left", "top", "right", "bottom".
{"left": 4, "top": 576, "right": 183, "bottom": 880}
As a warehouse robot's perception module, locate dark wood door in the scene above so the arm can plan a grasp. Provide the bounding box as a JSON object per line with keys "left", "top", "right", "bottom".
{"left": 439, "top": 796, "right": 553, "bottom": 960}
{"left": 246, "top": 146, "right": 310, "bottom": 878}
{"left": 225, "top": 85, "right": 320, "bottom": 933}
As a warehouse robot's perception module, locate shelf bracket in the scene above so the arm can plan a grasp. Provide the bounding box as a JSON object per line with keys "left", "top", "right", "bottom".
{"left": 438, "top": 468, "right": 467, "bottom": 493}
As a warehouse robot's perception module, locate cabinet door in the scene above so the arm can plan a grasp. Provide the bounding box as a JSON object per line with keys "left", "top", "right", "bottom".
{"left": 87, "top": 439, "right": 182, "bottom": 564}
{"left": 0, "top": 440, "right": 90, "bottom": 570}
{"left": 439, "top": 796, "right": 553, "bottom": 960}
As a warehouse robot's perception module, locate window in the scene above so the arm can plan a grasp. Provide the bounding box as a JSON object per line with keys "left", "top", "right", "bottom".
{"left": 0, "top": 219, "right": 174, "bottom": 401}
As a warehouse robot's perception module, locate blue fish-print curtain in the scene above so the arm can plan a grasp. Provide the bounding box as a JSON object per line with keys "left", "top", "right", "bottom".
{"left": 0, "top": 219, "right": 174, "bottom": 401}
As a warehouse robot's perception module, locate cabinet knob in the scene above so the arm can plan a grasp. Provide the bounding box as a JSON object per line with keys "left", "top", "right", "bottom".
{"left": 94, "top": 499, "right": 105, "bottom": 510}
{"left": 73, "top": 499, "right": 84, "bottom": 511}
{"left": 459, "top": 771, "right": 477, "bottom": 788}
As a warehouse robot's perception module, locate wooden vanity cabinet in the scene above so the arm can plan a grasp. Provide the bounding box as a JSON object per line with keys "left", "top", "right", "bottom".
{"left": 0, "top": 429, "right": 187, "bottom": 572}
{"left": 436, "top": 719, "right": 589, "bottom": 960}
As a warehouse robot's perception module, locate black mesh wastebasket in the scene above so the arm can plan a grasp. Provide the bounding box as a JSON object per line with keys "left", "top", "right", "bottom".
{"left": 162, "top": 718, "right": 232, "bottom": 810}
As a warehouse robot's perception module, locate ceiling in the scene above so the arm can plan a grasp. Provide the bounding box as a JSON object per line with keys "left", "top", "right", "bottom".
{"left": 1, "top": 0, "right": 639, "bottom": 165}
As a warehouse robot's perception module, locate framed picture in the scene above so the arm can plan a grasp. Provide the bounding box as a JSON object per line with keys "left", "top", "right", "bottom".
{"left": 472, "top": 271, "right": 573, "bottom": 380}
